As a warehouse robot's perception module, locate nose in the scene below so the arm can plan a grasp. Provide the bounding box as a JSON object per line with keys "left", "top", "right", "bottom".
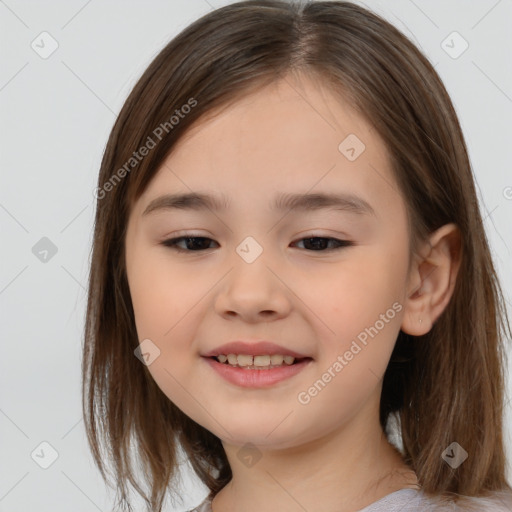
{"left": 213, "top": 254, "right": 292, "bottom": 323}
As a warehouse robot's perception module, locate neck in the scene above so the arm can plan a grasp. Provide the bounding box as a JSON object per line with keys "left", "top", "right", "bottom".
{"left": 211, "top": 407, "right": 419, "bottom": 512}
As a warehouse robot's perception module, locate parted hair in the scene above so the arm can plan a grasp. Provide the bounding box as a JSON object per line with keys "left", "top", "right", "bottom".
{"left": 82, "top": 1, "right": 512, "bottom": 510}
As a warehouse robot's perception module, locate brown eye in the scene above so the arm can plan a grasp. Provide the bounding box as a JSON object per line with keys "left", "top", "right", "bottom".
{"left": 161, "top": 236, "right": 218, "bottom": 252}
{"left": 161, "top": 235, "right": 353, "bottom": 253}
{"left": 292, "top": 237, "right": 353, "bottom": 251}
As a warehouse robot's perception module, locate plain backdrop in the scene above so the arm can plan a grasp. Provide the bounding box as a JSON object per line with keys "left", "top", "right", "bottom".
{"left": 1, "top": 1, "right": 511, "bottom": 510}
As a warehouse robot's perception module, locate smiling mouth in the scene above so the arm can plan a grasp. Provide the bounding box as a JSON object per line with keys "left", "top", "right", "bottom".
{"left": 203, "top": 354, "right": 314, "bottom": 388}
{"left": 209, "top": 354, "right": 313, "bottom": 370}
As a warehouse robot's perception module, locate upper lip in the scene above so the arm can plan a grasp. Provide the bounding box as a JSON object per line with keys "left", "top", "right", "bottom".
{"left": 202, "top": 341, "right": 312, "bottom": 359}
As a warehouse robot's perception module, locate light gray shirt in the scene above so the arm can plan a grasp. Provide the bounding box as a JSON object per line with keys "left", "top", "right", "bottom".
{"left": 187, "top": 488, "right": 512, "bottom": 511}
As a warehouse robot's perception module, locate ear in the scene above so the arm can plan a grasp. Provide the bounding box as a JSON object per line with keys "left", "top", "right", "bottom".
{"left": 401, "top": 223, "right": 462, "bottom": 335}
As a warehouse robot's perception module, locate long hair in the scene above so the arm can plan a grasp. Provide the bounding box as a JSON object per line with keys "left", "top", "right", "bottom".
{"left": 82, "top": 1, "right": 512, "bottom": 510}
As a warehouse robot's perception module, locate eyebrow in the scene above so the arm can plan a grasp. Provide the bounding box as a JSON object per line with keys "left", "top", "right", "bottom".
{"left": 142, "top": 191, "right": 376, "bottom": 217}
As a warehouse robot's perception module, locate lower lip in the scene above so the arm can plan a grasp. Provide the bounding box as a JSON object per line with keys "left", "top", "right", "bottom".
{"left": 203, "top": 356, "right": 313, "bottom": 388}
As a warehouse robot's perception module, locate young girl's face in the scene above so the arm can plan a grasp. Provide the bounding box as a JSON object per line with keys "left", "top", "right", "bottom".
{"left": 125, "top": 73, "right": 415, "bottom": 449}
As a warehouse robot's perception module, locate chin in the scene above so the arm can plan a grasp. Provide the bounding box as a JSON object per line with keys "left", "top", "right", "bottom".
{"left": 206, "top": 417, "right": 289, "bottom": 445}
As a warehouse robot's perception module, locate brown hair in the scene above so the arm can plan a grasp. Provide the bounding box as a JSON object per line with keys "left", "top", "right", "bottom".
{"left": 82, "top": 1, "right": 512, "bottom": 510}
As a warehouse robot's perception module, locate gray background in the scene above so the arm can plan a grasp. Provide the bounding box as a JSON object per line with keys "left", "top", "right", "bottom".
{"left": 1, "top": 0, "right": 511, "bottom": 510}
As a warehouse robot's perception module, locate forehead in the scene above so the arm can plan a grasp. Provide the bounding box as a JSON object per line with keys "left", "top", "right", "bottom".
{"left": 136, "top": 74, "right": 401, "bottom": 217}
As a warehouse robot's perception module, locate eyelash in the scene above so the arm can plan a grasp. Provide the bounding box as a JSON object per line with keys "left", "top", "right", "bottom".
{"left": 160, "top": 235, "right": 354, "bottom": 253}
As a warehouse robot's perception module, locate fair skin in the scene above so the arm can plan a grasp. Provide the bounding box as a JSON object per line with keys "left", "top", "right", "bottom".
{"left": 125, "top": 72, "right": 461, "bottom": 512}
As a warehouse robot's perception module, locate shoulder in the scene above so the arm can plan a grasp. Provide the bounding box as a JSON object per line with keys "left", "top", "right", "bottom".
{"left": 365, "top": 488, "right": 512, "bottom": 512}
{"left": 186, "top": 490, "right": 512, "bottom": 512}
{"left": 423, "top": 489, "right": 512, "bottom": 511}
{"left": 455, "top": 491, "right": 512, "bottom": 512}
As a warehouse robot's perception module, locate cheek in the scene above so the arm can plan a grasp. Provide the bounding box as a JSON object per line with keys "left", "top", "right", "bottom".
{"left": 316, "top": 248, "right": 408, "bottom": 366}
{"left": 297, "top": 261, "right": 405, "bottom": 422}
{"left": 127, "top": 254, "right": 208, "bottom": 416}
{"left": 325, "top": 254, "right": 405, "bottom": 320}
{"left": 127, "top": 249, "right": 197, "bottom": 339}
{"left": 126, "top": 249, "right": 208, "bottom": 370}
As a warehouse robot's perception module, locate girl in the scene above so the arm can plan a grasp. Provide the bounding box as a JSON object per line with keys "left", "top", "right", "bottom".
{"left": 82, "top": 1, "right": 512, "bottom": 511}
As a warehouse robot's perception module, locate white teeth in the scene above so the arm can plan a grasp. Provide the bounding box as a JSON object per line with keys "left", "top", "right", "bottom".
{"left": 215, "top": 353, "right": 298, "bottom": 368}
{"left": 253, "top": 355, "right": 270, "bottom": 366}
{"left": 237, "top": 354, "right": 253, "bottom": 366}
{"left": 270, "top": 355, "right": 285, "bottom": 365}
{"left": 283, "top": 355, "right": 295, "bottom": 365}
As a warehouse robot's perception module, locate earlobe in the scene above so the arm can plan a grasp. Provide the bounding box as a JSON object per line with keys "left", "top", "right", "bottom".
{"left": 401, "top": 223, "right": 462, "bottom": 336}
